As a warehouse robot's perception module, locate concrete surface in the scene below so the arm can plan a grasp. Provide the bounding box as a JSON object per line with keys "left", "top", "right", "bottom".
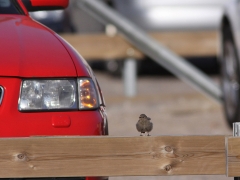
{"left": 94, "top": 71, "right": 232, "bottom": 180}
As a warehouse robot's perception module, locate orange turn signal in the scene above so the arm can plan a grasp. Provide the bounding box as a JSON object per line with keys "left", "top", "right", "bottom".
{"left": 78, "top": 79, "right": 98, "bottom": 109}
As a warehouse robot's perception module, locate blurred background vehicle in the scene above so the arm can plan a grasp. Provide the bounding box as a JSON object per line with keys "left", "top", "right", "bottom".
{"left": 30, "top": 10, "right": 66, "bottom": 33}
{"left": 220, "top": 0, "right": 240, "bottom": 128}
{"left": 101, "top": 0, "right": 228, "bottom": 75}
{"left": 110, "top": 0, "right": 227, "bottom": 31}
{"left": 29, "top": 0, "right": 240, "bottom": 130}
{"left": 29, "top": 2, "right": 76, "bottom": 33}
{"left": 68, "top": 0, "right": 227, "bottom": 33}
{"left": 30, "top": 0, "right": 228, "bottom": 76}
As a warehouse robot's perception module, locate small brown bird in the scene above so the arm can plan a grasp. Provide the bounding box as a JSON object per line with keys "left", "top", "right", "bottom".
{"left": 136, "top": 114, "right": 153, "bottom": 136}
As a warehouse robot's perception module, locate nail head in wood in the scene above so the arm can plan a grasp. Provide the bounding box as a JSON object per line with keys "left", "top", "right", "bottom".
{"left": 165, "top": 165, "right": 172, "bottom": 172}
{"left": 165, "top": 146, "right": 173, "bottom": 152}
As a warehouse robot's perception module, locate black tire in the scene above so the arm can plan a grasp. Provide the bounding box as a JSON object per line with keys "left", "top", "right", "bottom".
{"left": 221, "top": 25, "right": 240, "bottom": 128}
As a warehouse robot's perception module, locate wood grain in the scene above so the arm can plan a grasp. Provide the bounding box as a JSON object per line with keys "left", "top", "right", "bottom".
{"left": 60, "top": 31, "right": 218, "bottom": 60}
{"left": 0, "top": 136, "right": 225, "bottom": 178}
{"left": 226, "top": 137, "right": 240, "bottom": 177}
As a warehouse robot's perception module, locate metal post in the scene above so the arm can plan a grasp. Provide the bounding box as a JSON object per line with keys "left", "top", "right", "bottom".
{"left": 233, "top": 123, "right": 240, "bottom": 180}
{"left": 123, "top": 58, "right": 137, "bottom": 97}
{"left": 77, "top": 0, "right": 222, "bottom": 103}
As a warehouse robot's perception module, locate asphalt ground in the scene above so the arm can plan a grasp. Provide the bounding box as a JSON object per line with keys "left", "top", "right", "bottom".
{"left": 92, "top": 61, "right": 232, "bottom": 180}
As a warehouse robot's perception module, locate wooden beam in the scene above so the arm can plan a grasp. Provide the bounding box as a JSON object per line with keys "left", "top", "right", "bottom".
{"left": 226, "top": 137, "right": 240, "bottom": 177}
{"left": 60, "top": 31, "right": 218, "bottom": 60}
{"left": 0, "top": 136, "right": 225, "bottom": 178}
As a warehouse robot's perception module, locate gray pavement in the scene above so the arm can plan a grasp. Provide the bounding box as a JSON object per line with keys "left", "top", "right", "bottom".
{"left": 94, "top": 71, "right": 232, "bottom": 180}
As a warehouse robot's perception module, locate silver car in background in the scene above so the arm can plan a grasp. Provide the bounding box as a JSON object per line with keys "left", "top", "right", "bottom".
{"left": 220, "top": 0, "right": 240, "bottom": 128}
{"left": 31, "top": 0, "right": 228, "bottom": 34}
{"left": 102, "top": 0, "right": 228, "bottom": 74}
{"left": 71, "top": 0, "right": 227, "bottom": 32}
{"left": 30, "top": 10, "right": 66, "bottom": 32}
{"left": 29, "top": 2, "right": 75, "bottom": 33}
{"left": 111, "top": 0, "right": 227, "bottom": 31}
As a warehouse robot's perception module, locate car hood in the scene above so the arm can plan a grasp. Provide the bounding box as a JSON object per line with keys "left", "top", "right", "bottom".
{"left": 0, "top": 15, "right": 77, "bottom": 78}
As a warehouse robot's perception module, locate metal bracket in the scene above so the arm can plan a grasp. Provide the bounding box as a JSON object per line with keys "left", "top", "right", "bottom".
{"left": 233, "top": 122, "right": 240, "bottom": 180}
{"left": 233, "top": 122, "right": 240, "bottom": 137}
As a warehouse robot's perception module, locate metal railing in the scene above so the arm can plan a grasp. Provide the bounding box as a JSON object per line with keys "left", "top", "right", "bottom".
{"left": 77, "top": 0, "right": 222, "bottom": 103}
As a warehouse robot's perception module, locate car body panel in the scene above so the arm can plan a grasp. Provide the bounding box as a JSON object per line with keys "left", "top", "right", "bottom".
{"left": 0, "top": 1, "right": 107, "bottom": 138}
{"left": 0, "top": 77, "right": 103, "bottom": 137}
{"left": 0, "top": 15, "right": 89, "bottom": 78}
{"left": 0, "top": 1, "right": 108, "bottom": 180}
{"left": 54, "top": 33, "right": 91, "bottom": 77}
{"left": 28, "top": 0, "right": 69, "bottom": 9}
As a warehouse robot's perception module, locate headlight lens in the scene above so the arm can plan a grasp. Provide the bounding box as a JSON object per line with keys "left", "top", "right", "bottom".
{"left": 18, "top": 78, "right": 99, "bottom": 111}
{"left": 19, "top": 80, "right": 77, "bottom": 111}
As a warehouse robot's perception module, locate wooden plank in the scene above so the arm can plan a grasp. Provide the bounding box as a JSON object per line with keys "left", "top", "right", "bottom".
{"left": 0, "top": 136, "right": 225, "bottom": 178}
{"left": 60, "top": 31, "right": 218, "bottom": 60}
{"left": 226, "top": 137, "right": 240, "bottom": 177}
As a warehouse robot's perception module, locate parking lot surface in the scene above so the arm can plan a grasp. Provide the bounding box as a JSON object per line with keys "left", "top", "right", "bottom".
{"left": 95, "top": 71, "right": 232, "bottom": 180}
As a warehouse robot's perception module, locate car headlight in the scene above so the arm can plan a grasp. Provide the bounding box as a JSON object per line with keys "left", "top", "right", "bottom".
{"left": 19, "top": 78, "right": 99, "bottom": 111}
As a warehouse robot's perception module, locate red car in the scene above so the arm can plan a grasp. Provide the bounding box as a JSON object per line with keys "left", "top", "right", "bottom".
{"left": 0, "top": 0, "right": 108, "bottom": 179}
